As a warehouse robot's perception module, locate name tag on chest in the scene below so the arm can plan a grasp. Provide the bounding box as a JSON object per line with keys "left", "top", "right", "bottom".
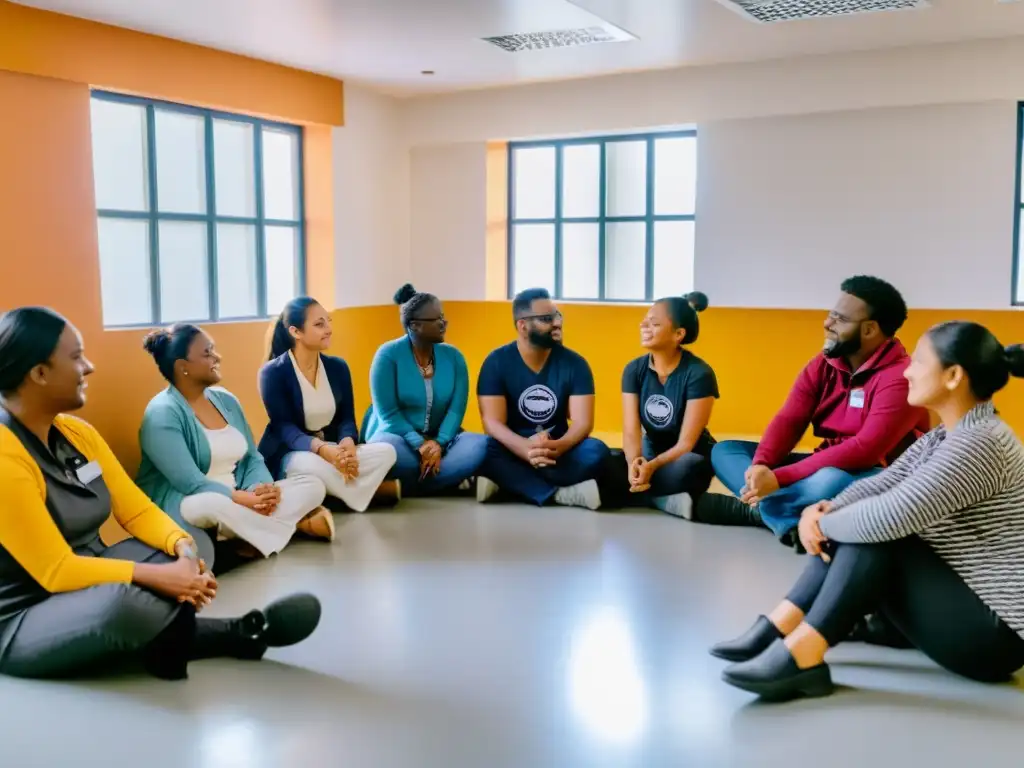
{"left": 849, "top": 389, "right": 866, "bottom": 409}
{"left": 75, "top": 461, "right": 102, "bottom": 485}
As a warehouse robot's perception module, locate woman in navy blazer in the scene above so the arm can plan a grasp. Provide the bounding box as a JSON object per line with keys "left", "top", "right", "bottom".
{"left": 258, "top": 297, "right": 398, "bottom": 512}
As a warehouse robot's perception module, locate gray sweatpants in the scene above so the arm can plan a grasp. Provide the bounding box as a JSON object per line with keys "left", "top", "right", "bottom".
{"left": 0, "top": 540, "right": 181, "bottom": 679}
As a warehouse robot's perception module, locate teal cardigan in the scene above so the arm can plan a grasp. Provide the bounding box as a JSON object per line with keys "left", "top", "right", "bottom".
{"left": 136, "top": 386, "right": 273, "bottom": 526}
{"left": 363, "top": 337, "right": 469, "bottom": 449}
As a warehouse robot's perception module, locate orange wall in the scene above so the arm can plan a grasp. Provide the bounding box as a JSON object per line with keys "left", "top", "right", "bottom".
{"left": 0, "top": 6, "right": 341, "bottom": 473}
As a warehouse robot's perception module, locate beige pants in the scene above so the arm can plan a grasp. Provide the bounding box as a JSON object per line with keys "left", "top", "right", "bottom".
{"left": 179, "top": 475, "right": 326, "bottom": 557}
{"left": 284, "top": 443, "right": 397, "bottom": 512}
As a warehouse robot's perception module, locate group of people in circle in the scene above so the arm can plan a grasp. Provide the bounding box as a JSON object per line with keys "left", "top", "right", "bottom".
{"left": 0, "top": 272, "right": 1022, "bottom": 703}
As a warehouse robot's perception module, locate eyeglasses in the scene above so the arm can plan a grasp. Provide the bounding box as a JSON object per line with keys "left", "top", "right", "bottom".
{"left": 411, "top": 315, "right": 446, "bottom": 325}
{"left": 519, "top": 312, "right": 562, "bottom": 324}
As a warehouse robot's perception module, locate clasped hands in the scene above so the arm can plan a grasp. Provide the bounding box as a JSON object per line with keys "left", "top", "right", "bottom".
{"left": 628, "top": 456, "right": 656, "bottom": 493}
{"left": 317, "top": 437, "right": 360, "bottom": 482}
{"left": 524, "top": 431, "right": 561, "bottom": 468}
{"left": 798, "top": 500, "right": 833, "bottom": 561}
{"left": 418, "top": 439, "right": 443, "bottom": 479}
{"left": 171, "top": 538, "right": 216, "bottom": 610}
{"left": 234, "top": 483, "right": 281, "bottom": 516}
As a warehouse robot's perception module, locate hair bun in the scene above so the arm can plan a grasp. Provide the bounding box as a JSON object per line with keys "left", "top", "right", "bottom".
{"left": 685, "top": 291, "right": 709, "bottom": 313}
{"left": 142, "top": 329, "right": 171, "bottom": 359}
{"left": 1005, "top": 344, "right": 1024, "bottom": 379}
{"left": 393, "top": 283, "right": 417, "bottom": 305}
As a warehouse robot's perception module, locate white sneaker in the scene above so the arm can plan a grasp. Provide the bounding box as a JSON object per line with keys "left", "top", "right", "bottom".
{"left": 553, "top": 479, "right": 601, "bottom": 511}
{"left": 653, "top": 493, "right": 693, "bottom": 520}
{"left": 476, "top": 477, "right": 499, "bottom": 503}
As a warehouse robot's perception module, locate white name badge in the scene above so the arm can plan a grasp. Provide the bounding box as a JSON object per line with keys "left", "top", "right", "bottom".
{"left": 849, "top": 389, "right": 866, "bottom": 409}
{"left": 76, "top": 461, "right": 102, "bottom": 485}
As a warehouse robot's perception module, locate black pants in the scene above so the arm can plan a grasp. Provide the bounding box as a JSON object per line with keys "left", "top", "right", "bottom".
{"left": 598, "top": 447, "right": 713, "bottom": 509}
{"left": 787, "top": 536, "right": 1024, "bottom": 682}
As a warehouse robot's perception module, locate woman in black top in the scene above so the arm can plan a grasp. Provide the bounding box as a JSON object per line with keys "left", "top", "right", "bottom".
{"left": 618, "top": 295, "right": 718, "bottom": 518}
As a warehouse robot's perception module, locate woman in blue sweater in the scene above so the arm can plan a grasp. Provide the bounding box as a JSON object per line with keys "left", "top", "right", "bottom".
{"left": 258, "top": 298, "right": 399, "bottom": 511}
{"left": 363, "top": 284, "right": 487, "bottom": 495}
{"left": 137, "top": 324, "right": 332, "bottom": 562}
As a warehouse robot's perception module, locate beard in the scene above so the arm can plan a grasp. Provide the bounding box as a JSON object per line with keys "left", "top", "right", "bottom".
{"left": 528, "top": 329, "right": 561, "bottom": 349}
{"left": 823, "top": 334, "right": 861, "bottom": 359}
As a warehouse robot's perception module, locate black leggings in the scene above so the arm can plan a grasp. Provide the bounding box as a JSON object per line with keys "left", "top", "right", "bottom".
{"left": 787, "top": 537, "right": 1024, "bottom": 682}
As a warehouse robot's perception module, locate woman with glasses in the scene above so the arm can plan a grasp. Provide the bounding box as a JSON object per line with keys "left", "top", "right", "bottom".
{"left": 258, "top": 297, "right": 399, "bottom": 514}
{"left": 362, "top": 284, "right": 487, "bottom": 495}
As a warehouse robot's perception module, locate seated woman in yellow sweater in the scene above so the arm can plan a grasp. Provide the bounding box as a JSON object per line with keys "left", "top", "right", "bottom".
{"left": 0, "top": 307, "right": 321, "bottom": 680}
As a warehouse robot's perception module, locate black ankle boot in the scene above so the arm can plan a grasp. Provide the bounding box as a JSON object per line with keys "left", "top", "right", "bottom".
{"left": 692, "top": 493, "right": 766, "bottom": 528}
{"left": 721, "top": 639, "right": 833, "bottom": 701}
{"left": 142, "top": 606, "right": 195, "bottom": 681}
{"left": 710, "top": 616, "right": 783, "bottom": 662}
{"left": 191, "top": 593, "right": 323, "bottom": 662}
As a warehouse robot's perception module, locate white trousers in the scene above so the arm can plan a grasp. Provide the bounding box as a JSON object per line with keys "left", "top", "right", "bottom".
{"left": 284, "top": 443, "right": 397, "bottom": 513}
{"left": 179, "top": 475, "right": 327, "bottom": 557}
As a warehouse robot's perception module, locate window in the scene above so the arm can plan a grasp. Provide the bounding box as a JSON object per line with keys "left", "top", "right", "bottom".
{"left": 1015, "top": 104, "right": 1024, "bottom": 305}
{"left": 89, "top": 91, "right": 305, "bottom": 327}
{"left": 507, "top": 131, "right": 696, "bottom": 302}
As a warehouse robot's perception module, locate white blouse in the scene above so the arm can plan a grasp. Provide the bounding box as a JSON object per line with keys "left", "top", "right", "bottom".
{"left": 289, "top": 351, "right": 336, "bottom": 432}
{"left": 204, "top": 425, "right": 249, "bottom": 490}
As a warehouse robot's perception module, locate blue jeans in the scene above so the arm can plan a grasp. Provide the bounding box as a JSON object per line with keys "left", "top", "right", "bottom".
{"left": 370, "top": 432, "right": 488, "bottom": 496}
{"left": 711, "top": 440, "right": 879, "bottom": 538}
{"left": 479, "top": 436, "right": 610, "bottom": 506}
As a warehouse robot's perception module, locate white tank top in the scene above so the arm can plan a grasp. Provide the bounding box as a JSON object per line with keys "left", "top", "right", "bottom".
{"left": 204, "top": 425, "right": 248, "bottom": 490}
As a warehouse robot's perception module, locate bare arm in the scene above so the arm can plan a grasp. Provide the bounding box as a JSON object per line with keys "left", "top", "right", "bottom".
{"left": 648, "top": 397, "right": 714, "bottom": 473}
{"left": 621, "top": 393, "right": 644, "bottom": 465}
{"left": 550, "top": 395, "right": 595, "bottom": 456}
{"left": 479, "top": 395, "right": 530, "bottom": 460}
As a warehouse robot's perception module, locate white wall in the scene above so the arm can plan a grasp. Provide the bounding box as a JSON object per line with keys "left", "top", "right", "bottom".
{"left": 696, "top": 102, "right": 1017, "bottom": 310}
{"left": 332, "top": 84, "right": 410, "bottom": 307}
{"left": 337, "top": 37, "right": 1024, "bottom": 310}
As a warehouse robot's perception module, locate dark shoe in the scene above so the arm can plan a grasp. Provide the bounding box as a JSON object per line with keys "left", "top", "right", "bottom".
{"left": 191, "top": 593, "right": 323, "bottom": 662}
{"left": 692, "top": 493, "right": 766, "bottom": 528}
{"left": 780, "top": 530, "right": 807, "bottom": 555}
{"left": 143, "top": 605, "right": 195, "bottom": 680}
{"left": 848, "top": 613, "right": 913, "bottom": 649}
{"left": 722, "top": 640, "right": 834, "bottom": 701}
{"left": 710, "top": 615, "right": 783, "bottom": 662}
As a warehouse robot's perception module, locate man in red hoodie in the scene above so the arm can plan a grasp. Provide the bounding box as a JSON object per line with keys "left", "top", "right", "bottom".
{"left": 694, "top": 276, "right": 929, "bottom": 544}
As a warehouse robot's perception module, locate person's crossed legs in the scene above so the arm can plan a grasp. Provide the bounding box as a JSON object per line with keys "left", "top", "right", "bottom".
{"left": 478, "top": 436, "right": 609, "bottom": 509}
{"left": 371, "top": 431, "right": 488, "bottom": 496}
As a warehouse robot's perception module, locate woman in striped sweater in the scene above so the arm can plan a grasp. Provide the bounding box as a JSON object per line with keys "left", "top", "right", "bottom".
{"left": 710, "top": 320, "right": 1024, "bottom": 700}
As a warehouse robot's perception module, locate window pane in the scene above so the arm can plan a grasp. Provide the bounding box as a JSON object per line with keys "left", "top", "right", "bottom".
{"left": 605, "top": 141, "right": 647, "bottom": 217}
{"left": 214, "top": 120, "right": 256, "bottom": 217}
{"left": 512, "top": 147, "right": 555, "bottom": 219}
{"left": 265, "top": 225, "right": 300, "bottom": 316}
{"left": 154, "top": 110, "right": 207, "bottom": 214}
{"left": 562, "top": 144, "right": 600, "bottom": 218}
{"left": 97, "top": 218, "right": 152, "bottom": 325}
{"left": 561, "top": 223, "right": 599, "bottom": 299}
{"left": 262, "top": 128, "right": 300, "bottom": 221}
{"left": 216, "top": 224, "right": 258, "bottom": 318}
{"left": 1017, "top": 222, "right": 1024, "bottom": 303}
{"left": 90, "top": 100, "right": 148, "bottom": 212}
{"left": 654, "top": 136, "right": 697, "bottom": 215}
{"left": 605, "top": 222, "right": 646, "bottom": 300}
{"left": 511, "top": 223, "right": 555, "bottom": 295}
{"left": 159, "top": 222, "right": 209, "bottom": 322}
{"left": 653, "top": 221, "right": 695, "bottom": 297}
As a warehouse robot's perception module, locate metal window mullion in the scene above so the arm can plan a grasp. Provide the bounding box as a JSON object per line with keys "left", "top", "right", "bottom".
{"left": 507, "top": 146, "right": 516, "bottom": 298}
{"left": 553, "top": 144, "right": 564, "bottom": 299}
{"left": 204, "top": 115, "right": 220, "bottom": 321}
{"left": 254, "top": 124, "right": 268, "bottom": 318}
{"left": 1014, "top": 104, "right": 1024, "bottom": 306}
{"left": 296, "top": 126, "right": 308, "bottom": 295}
{"left": 145, "top": 104, "right": 162, "bottom": 325}
{"left": 644, "top": 137, "right": 655, "bottom": 301}
{"left": 598, "top": 140, "right": 607, "bottom": 301}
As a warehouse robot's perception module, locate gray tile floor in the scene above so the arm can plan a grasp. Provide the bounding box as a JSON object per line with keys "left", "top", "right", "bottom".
{"left": 3, "top": 501, "right": 1022, "bottom": 768}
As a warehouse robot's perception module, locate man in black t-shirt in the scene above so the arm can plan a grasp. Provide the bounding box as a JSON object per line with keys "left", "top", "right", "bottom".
{"left": 475, "top": 288, "right": 609, "bottom": 509}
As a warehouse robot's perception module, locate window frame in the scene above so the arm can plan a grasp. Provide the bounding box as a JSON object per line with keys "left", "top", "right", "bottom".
{"left": 506, "top": 129, "right": 697, "bottom": 303}
{"left": 91, "top": 90, "right": 306, "bottom": 327}
{"left": 1013, "top": 103, "right": 1024, "bottom": 306}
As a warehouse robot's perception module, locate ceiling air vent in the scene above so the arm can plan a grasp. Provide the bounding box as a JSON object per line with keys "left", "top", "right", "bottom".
{"left": 483, "top": 24, "right": 636, "bottom": 53}
{"left": 713, "top": 0, "right": 930, "bottom": 23}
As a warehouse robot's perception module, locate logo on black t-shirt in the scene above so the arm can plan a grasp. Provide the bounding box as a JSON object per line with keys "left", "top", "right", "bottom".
{"left": 519, "top": 385, "right": 558, "bottom": 424}
{"left": 644, "top": 394, "right": 674, "bottom": 428}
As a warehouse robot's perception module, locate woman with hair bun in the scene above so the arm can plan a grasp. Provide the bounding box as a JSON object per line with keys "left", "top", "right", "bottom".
{"left": 714, "top": 321, "right": 1024, "bottom": 701}
{"left": 612, "top": 294, "right": 718, "bottom": 515}
{"left": 137, "top": 324, "right": 331, "bottom": 561}
{"left": 258, "top": 297, "right": 399, "bottom": 512}
{"left": 0, "top": 308, "right": 320, "bottom": 679}
{"left": 362, "top": 284, "right": 487, "bottom": 495}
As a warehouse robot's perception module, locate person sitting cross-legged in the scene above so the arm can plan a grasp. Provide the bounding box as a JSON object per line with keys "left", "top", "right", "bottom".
{"left": 475, "top": 288, "right": 610, "bottom": 510}
{"left": 696, "top": 276, "right": 929, "bottom": 544}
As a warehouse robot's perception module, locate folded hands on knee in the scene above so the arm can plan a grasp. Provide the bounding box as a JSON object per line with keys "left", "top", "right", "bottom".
{"left": 318, "top": 438, "right": 360, "bottom": 481}
{"left": 418, "top": 439, "right": 442, "bottom": 479}
{"left": 799, "top": 501, "right": 833, "bottom": 560}
{"left": 525, "top": 431, "right": 557, "bottom": 469}
{"left": 628, "top": 456, "right": 654, "bottom": 493}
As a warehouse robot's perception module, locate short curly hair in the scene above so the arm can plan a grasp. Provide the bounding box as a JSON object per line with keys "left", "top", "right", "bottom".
{"left": 840, "top": 275, "right": 908, "bottom": 337}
